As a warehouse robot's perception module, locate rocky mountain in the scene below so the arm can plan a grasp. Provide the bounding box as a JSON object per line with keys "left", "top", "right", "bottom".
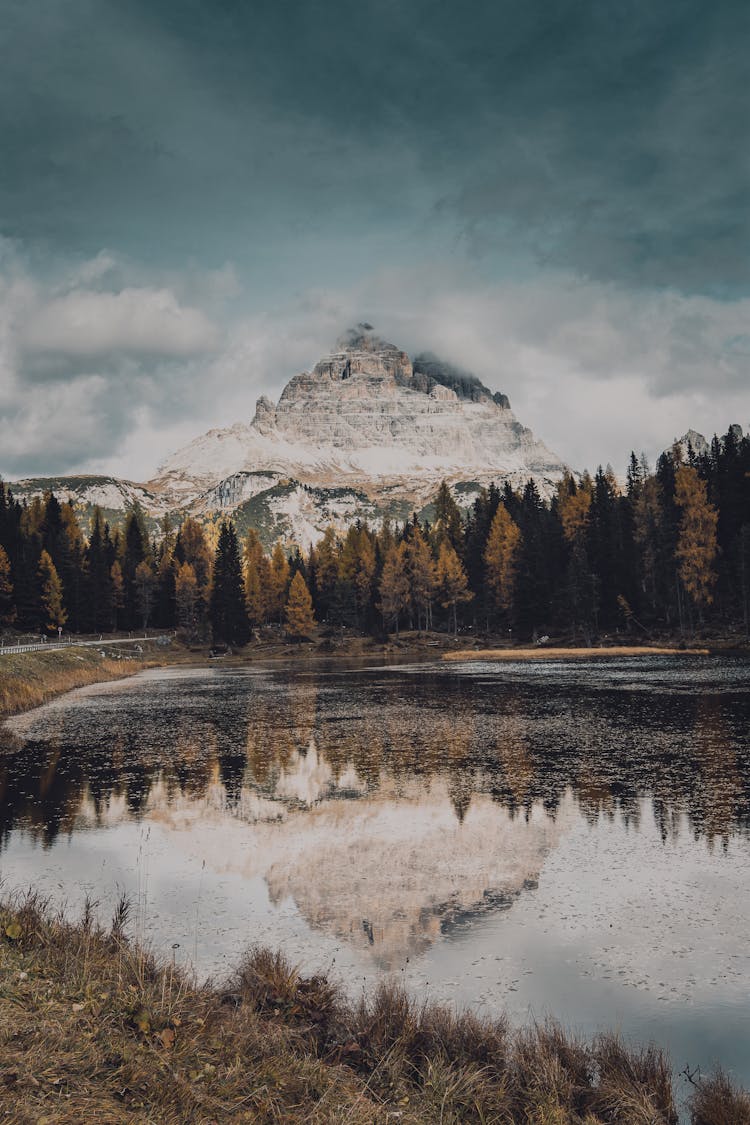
{"left": 675, "top": 424, "right": 745, "bottom": 462}
{"left": 9, "top": 326, "right": 569, "bottom": 546}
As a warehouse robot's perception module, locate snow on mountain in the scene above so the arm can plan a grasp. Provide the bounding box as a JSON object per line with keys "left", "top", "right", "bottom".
{"left": 8, "top": 328, "right": 572, "bottom": 547}
{"left": 7, "top": 475, "right": 166, "bottom": 518}
{"left": 151, "top": 327, "right": 568, "bottom": 519}
{"left": 674, "top": 424, "right": 745, "bottom": 462}
{"left": 675, "top": 429, "right": 712, "bottom": 459}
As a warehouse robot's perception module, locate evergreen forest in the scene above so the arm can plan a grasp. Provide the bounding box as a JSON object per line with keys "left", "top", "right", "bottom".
{"left": 1, "top": 428, "right": 748, "bottom": 645}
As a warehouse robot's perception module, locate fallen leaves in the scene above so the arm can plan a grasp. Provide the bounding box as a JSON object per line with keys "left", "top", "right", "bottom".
{"left": 157, "top": 1026, "right": 175, "bottom": 1049}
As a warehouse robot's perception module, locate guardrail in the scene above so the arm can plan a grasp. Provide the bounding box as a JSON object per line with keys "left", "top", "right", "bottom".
{"left": 0, "top": 642, "right": 70, "bottom": 655}
{"left": 0, "top": 634, "right": 175, "bottom": 657}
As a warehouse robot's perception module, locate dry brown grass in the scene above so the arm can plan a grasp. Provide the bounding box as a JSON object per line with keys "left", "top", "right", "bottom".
{"left": 0, "top": 893, "right": 379, "bottom": 1124}
{"left": 1, "top": 895, "right": 744, "bottom": 1123}
{"left": 444, "top": 646, "right": 710, "bottom": 662}
{"left": 0, "top": 648, "right": 149, "bottom": 718}
{"left": 689, "top": 1069, "right": 750, "bottom": 1125}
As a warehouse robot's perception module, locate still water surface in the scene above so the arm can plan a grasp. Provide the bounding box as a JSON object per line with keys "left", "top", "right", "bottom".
{"left": 1, "top": 655, "right": 749, "bottom": 1090}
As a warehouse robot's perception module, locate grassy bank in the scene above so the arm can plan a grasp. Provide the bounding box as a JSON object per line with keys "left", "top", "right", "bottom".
{"left": 0, "top": 648, "right": 149, "bottom": 718}
{"left": 443, "top": 646, "right": 711, "bottom": 662}
{"left": 1, "top": 897, "right": 748, "bottom": 1124}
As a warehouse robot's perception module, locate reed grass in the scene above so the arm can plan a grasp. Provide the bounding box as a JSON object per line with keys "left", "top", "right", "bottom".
{"left": 1, "top": 893, "right": 745, "bottom": 1123}
{"left": 444, "top": 646, "right": 710, "bottom": 661}
{"left": 0, "top": 648, "right": 147, "bottom": 717}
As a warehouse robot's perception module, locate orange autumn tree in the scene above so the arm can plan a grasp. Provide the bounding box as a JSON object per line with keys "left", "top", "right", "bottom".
{"left": 378, "top": 542, "right": 410, "bottom": 634}
{"left": 674, "top": 464, "right": 719, "bottom": 621}
{"left": 38, "top": 550, "right": 67, "bottom": 633}
{"left": 285, "top": 571, "right": 316, "bottom": 639}
{"left": 175, "top": 561, "right": 200, "bottom": 636}
{"left": 436, "top": 541, "right": 473, "bottom": 634}
{"left": 0, "top": 545, "right": 16, "bottom": 626}
{"left": 244, "top": 527, "right": 268, "bottom": 626}
{"left": 406, "top": 526, "right": 436, "bottom": 631}
{"left": 483, "top": 503, "right": 522, "bottom": 627}
{"left": 268, "top": 542, "right": 291, "bottom": 623}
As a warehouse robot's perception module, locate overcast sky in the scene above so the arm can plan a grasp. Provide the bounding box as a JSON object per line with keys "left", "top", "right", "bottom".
{"left": 1, "top": 0, "right": 749, "bottom": 481}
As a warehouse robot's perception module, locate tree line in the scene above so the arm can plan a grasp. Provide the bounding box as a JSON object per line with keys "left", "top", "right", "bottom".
{"left": 1, "top": 426, "right": 748, "bottom": 643}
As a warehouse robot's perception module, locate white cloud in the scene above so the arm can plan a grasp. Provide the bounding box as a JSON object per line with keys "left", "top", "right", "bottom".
{"left": 0, "top": 247, "right": 748, "bottom": 482}
{"left": 21, "top": 286, "right": 218, "bottom": 360}
{"left": 276, "top": 267, "right": 750, "bottom": 472}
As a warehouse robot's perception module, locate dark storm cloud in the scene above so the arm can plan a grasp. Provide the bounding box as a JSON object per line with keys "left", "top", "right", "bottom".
{"left": 2, "top": 0, "right": 749, "bottom": 293}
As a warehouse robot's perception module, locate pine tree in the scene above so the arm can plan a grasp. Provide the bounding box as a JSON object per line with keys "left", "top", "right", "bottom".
{"left": 484, "top": 503, "right": 522, "bottom": 629}
{"left": 632, "top": 474, "right": 662, "bottom": 618}
{"left": 338, "top": 524, "right": 377, "bottom": 628}
{"left": 38, "top": 550, "right": 67, "bottom": 633}
{"left": 59, "top": 501, "right": 86, "bottom": 632}
{"left": 210, "top": 521, "right": 250, "bottom": 645}
{"left": 0, "top": 544, "right": 15, "bottom": 626}
{"left": 285, "top": 571, "right": 316, "bottom": 639}
{"left": 110, "top": 561, "right": 125, "bottom": 631}
{"left": 122, "top": 503, "right": 148, "bottom": 629}
{"left": 514, "top": 480, "right": 558, "bottom": 640}
{"left": 434, "top": 481, "right": 464, "bottom": 553}
{"left": 588, "top": 466, "right": 630, "bottom": 632}
{"left": 436, "top": 541, "right": 473, "bottom": 634}
{"left": 243, "top": 528, "right": 266, "bottom": 626}
{"left": 87, "top": 508, "right": 113, "bottom": 632}
{"left": 314, "top": 526, "right": 340, "bottom": 621}
{"left": 556, "top": 472, "right": 596, "bottom": 640}
{"left": 134, "top": 560, "right": 157, "bottom": 629}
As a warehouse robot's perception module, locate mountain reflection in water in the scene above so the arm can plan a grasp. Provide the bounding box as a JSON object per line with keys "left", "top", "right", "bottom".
{"left": 3, "top": 656, "right": 750, "bottom": 1087}
{"left": 2, "top": 657, "right": 748, "bottom": 854}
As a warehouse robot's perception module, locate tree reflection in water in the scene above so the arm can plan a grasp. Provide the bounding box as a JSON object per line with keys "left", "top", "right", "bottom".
{"left": 1, "top": 657, "right": 748, "bottom": 966}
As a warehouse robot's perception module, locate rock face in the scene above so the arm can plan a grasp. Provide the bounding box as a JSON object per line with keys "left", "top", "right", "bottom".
{"left": 7, "top": 475, "right": 166, "bottom": 520}
{"left": 148, "top": 326, "right": 568, "bottom": 541}
{"left": 676, "top": 429, "right": 712, "bottom": 459}
{"left": 9, "top": 327, "right": 570, "bottom": 546}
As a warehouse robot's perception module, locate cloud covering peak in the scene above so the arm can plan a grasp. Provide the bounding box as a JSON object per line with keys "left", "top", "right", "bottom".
{"left": 1, "top": 1, "right": 748, "bottom": 479}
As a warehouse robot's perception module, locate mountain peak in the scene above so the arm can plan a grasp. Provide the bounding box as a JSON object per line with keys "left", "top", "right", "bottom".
{"left": 676, "top": 429, "right": 710, "bottom": 458}
{"left": 334, "top": 323, "right": 383, "bottom": 352}
{"left": 148, "top": 325, "right": 568, "bottom": 543}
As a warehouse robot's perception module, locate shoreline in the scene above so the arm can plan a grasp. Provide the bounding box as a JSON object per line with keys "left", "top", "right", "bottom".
{"left": 1, "top": 635, "right": 742, "bottom": 722}
{"left": 1, "top": 896, "right": 747, "bottom": 1123}
{"left": 3, "top": 647, "right": 750, "bottom": 1119}
{"left": 0, "top": 647, "right": 157, "bottom": 720}
{"left": 443, "top": 644, "right": 713, "bottom": 661}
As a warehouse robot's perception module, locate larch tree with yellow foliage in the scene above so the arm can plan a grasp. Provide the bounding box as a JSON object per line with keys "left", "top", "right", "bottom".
{"left": 244, "top": 527, "right": 268, "bottom": 626}
{"left": 674, "top": 464, "right": 719, "bottom": 623}
{"left": 436, "top": 541, "right": 473, "bottom": 634}
{"left": 175, "top": 561, "right": 200, "bottom": 637}
{"left": 406, "top": 526, "right": 436, "bottom": 631}
{"left": 483, "top": 503, "right": 522, "bottom": 629}
{"left": 285, "top": 571, "right": 316, "bottom": 640}
{"left": 378, "top": 541, "right": 410, "bottom": 634}
{"left": 37, "top": 550, "right": 67, "bottom": 633}
{"left": 0, "top": 545, "right": 15, "bottom": 626}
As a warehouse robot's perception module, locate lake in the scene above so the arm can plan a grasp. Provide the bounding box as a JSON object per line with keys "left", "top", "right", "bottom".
{"left": 1, "top": 654, "right": 749, "bottom": 1094}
